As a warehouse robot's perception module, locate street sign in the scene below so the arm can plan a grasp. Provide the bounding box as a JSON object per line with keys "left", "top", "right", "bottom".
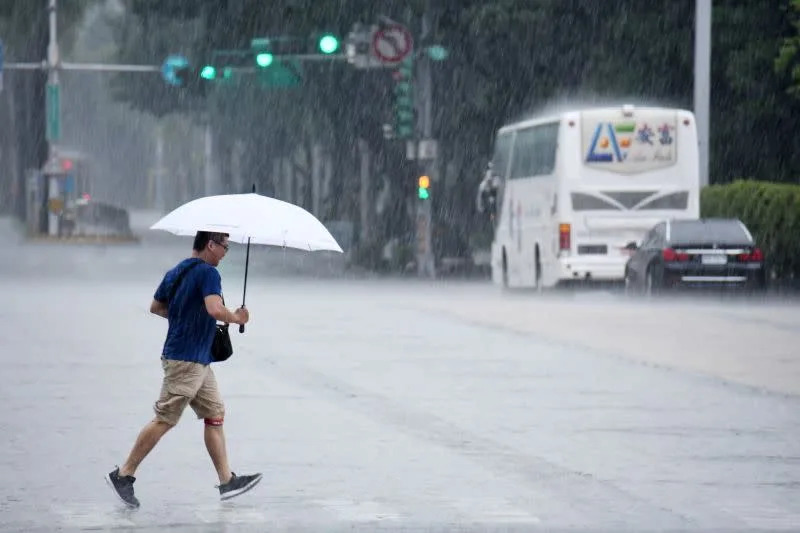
{"left": 46, "top": 84, "right": 60, "bottom": 142}
{"left": 406, "top": 140, "right": 416, "bottom": 160}
{"left": 0, "top": 39, "right": 4, "bottom": 92}
{"left": 372, "top": 24, "right": 413, "bottom": 65}
{"left": 405, "top": 139, "right": 438, "bottom": 161}
{"left": 418, "top": 139, "right": 438, "bottom": 160}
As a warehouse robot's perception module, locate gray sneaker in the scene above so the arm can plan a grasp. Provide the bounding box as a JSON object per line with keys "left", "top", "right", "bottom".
{"left": 218, "top": 472, "right": 262, "bottom": 500}
{"left": 105, "top": 467, "right": 140, "bottom": 508}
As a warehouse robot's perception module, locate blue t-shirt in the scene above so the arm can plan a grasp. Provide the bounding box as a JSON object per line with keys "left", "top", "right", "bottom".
{"left": 154, "top": 258, "right": 223, "bottom": 365}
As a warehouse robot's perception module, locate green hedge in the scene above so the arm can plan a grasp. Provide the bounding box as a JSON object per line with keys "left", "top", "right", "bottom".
{"left": 701, "top": 180, "right": 800, "bottom": 280}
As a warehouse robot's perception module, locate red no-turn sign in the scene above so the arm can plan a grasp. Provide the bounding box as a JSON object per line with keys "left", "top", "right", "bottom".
{"left": 372, "top": 25, "right": 414, "bottom": 64}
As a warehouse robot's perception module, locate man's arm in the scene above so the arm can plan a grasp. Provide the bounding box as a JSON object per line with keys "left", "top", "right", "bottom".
{"left": 204, "top": 294, "right": 249, "bottom": 325}
{"left": 150, "top": 299, "right": 168, "bottom": 318}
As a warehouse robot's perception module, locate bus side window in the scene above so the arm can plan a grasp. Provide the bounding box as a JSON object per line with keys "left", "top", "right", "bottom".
{"left": 509, "top": 123, "right": 559, "bottom": 179}
{"left": 492, "top": 133, "right": 512, "bottom": 180}
{"left": 534, "top": 123, "right": 559, "bottom": 175}
{"left": 510, "top": 128, "right": 535, "bottom": 179}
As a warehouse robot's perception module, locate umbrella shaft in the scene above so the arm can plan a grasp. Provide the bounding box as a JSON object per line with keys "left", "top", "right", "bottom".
{"left": 242, "top": 237, "right": 251, "bottom": 307}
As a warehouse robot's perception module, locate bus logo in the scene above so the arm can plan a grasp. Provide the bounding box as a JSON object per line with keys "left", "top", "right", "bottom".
{"left": 586, "top": 123, "right": 627, "bottom": 163}
{"left": 584, "top": 118, "right": 676, "bottom": 173}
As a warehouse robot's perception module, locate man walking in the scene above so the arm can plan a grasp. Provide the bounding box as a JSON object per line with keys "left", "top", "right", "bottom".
{"left": 106, "top": 231, "right": 261, "bottom": 508}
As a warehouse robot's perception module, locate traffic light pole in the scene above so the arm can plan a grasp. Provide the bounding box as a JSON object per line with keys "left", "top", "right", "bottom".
{"left": 416, "top": 9, "right": 436, "bottom": 279}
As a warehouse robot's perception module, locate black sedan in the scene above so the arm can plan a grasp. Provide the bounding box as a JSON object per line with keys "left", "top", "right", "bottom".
{"left": 624, "top": 218, "right": 766, "bottom": 293}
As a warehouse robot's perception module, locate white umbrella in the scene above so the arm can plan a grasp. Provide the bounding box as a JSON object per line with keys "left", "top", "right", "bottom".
{"left": 150, "top": 192, "right": 343, "bottom": 252}
{"left": 150, "top": 191, "right": 343, "bottom": 332}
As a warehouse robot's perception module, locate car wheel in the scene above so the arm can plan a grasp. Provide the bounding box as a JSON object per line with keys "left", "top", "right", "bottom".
{"left": 645, "top": 267, "right": 659, "bottom": 297}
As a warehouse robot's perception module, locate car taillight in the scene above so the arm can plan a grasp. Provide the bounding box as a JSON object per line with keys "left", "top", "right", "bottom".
{"left": 738, "top": 247, "right": 763, "bottom": 262}
{"left": 662, "top": 248, "right": 689, "bottom": 262}
{"left": 559, "top": 223, "right": 571, "bottom": 251}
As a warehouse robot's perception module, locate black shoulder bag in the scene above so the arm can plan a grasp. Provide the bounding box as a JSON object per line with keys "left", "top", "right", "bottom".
{"left": 167, "top": 259, "right": 233, "bottom": 363}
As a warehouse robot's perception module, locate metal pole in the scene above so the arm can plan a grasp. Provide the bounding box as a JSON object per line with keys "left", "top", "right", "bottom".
{"left": 46, "top": 0, "right": 60, "bottom": 236}
{"left": 204, "top": 122, "right": 214, "bottom": 196}
{"left": 155, "top": 123, "right": 165, "bottom": 210}
{"left": 694, "top": 0, "right": 712, "bottom": 187}
{"left": 416, "top": 6, "right": 436, "bottom": 278}
{"left": 47, "top": 0, "right": 58, "bottom": 87}
{"left": 358, "top": 138, "right": 371, "bottom": 244}
{"left": 61, "top": 62, "right": 161, "bottom": 72}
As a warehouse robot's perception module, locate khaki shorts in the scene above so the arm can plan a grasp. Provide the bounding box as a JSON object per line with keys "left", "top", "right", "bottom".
{"left": 153, "top": 358, "right": 225, "bottom": 426}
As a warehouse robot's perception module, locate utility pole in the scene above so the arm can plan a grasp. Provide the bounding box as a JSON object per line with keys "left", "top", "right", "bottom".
{"left": 694, "top": 0, "right": 712, "bottom": 188}
{"left": 44, "top": 0, "right": 60, "bottom": 235}
{"left": 4, "top": 0, "right": 163, "bottom": 236}
{"left": 416, "top": 6, "right": 436, "bottom": 278}
{"left": 358, "top": 138, "right": 372, "bottom": 244}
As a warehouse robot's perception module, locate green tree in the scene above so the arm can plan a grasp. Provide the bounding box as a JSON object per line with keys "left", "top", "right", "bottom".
{"left": 712, "top": 0, "right": 800, "bottom": 183}
{"left": 775, "top": 0, "right": 800, "bottom": 97}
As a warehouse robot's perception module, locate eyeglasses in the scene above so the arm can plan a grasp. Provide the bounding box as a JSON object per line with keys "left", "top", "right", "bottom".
{"left": 212, "top": 240, "right": 229, "bottom": 252}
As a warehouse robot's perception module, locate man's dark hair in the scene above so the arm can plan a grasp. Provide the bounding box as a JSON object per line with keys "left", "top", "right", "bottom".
{"left": 193, "top": 231, "right": 230, "bottom": 252}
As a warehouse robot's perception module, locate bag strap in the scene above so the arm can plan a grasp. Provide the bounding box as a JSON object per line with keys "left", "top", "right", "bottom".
{"left": 167, "top": 259, "right": 203, "bottom": 305}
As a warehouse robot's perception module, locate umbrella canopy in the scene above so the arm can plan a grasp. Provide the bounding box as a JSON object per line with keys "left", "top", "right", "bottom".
{"left": 150, "top": 193, "right": 343, "bottom": 253}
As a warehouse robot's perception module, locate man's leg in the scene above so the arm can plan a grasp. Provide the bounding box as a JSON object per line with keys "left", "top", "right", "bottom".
{"left": 107, "top": 418, "right": 173, "bottom": 508}
{"left": 203, "top": 419, "right": 232, "bottom": 484}
{"left": 192, "top": 368, "right": 261, "bottom": 499}
{"left": 119, "top": 419, "right": 173, "bottom": 477}
{"left": 107, "top": 359, "right": 200, "bottom": 507}
{"left": 122, "top": 360, "right": 197, "bottom": 476}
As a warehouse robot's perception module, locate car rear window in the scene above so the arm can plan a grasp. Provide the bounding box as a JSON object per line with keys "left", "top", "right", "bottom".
{"left": 670, "top": 220, "right": 752, "bottom": 245}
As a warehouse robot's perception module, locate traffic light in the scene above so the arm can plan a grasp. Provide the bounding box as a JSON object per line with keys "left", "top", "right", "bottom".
{"left": 418, "top": 175, "right": 430, "bottom": 200}
{"left": 162, "top": 56, "right": 213, "bottom": 95}
{"left": 256, "top": 52, "right": 274, "bottom": 67}
{"left": 317, "top": 33, "right": 340, "bottom": 54}
{"left": 251, "top": 37, "right": 274, "bottom": 68}
{"left": 392, "top": 56, "right": 414, "bottom": 139}
{"left": 426, "top": 45, "right": 449, "bottom": 61}
{"left": 173, "top": 64, "right": 204, "bottom": 90}
{"left": 200, "top": 65, "right": 216, "bottom": 80}
{"left": 162, "top": 54, "right": 191, "bottom": 86}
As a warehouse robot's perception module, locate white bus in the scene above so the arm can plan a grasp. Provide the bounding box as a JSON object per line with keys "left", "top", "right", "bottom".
{"left": 483, "top": 104, "right": 700, "bottom": 288}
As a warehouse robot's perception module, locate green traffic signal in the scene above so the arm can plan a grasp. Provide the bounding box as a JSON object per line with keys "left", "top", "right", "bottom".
{"left": 418, "top": 187, "right": 430, "bottom": 200}
{"left": 426, "top": 45, "right": 449, "bottom": 61}
{"left": 256, "top": 52, "right": 274, "bottom": 67}
{"left": 318, "top": 34, "right": 339, "bottom": 54}
{"left": 200, "top": 65, "right": 216, "bottom": 80}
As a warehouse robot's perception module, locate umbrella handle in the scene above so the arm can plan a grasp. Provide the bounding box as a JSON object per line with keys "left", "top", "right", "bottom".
{"left": 239, "top": 323, "right": 245, "bottom": 333}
